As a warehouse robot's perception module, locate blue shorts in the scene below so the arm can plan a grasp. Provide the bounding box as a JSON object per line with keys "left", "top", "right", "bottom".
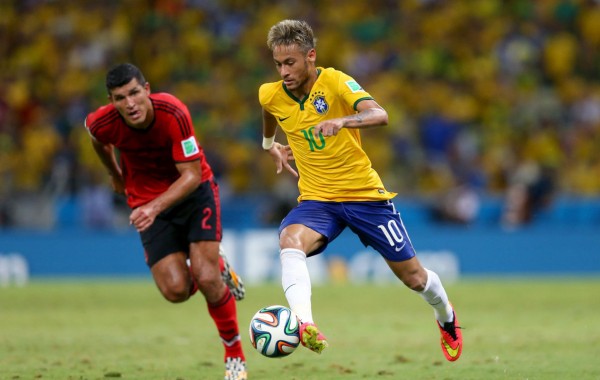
{"left": 279, "top": 200, "right": 416, "bottom": 262}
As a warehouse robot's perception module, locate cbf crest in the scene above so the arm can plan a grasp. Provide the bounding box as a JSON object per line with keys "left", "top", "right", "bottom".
{"left": 310, "top": 91, "right": 329, "bottom": 115}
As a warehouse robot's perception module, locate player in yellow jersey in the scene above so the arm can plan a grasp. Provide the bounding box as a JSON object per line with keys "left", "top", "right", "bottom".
{"left": 259, "top": 19, "right": 463, "bottom": 362}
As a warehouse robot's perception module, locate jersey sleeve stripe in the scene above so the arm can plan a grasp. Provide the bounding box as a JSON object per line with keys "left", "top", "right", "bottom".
{"left": 352, "top": 97, "right": 374, "bottom": 111}
{"left": 153, "top": 101, "right": 193, "bottom": 137}
{"left": 154, "top": 104, "right": 190, "bottom": 137}
{"left": 89, "top": 111, "right": 120, "bottom": 135}
{"left": 153, "top": 100, "right": 192, "bottom": 135}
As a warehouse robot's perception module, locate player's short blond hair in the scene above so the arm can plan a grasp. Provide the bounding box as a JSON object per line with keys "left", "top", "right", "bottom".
{"left": 267, "top": 19, "right": 316, "bottom": 54}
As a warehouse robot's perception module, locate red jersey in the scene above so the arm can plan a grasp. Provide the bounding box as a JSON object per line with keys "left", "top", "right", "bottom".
{"left": 85, "top": 93, "right": 214, "bottom": 209}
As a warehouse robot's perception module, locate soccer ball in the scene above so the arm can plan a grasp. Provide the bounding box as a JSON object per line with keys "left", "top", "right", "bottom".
{"left": 249, "top": 305, "right": 300, "bottom": 358}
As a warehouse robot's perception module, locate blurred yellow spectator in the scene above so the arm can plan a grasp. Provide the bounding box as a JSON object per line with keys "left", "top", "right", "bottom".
{"left": 1, "top": 0, "right": 600, "bottom": 229}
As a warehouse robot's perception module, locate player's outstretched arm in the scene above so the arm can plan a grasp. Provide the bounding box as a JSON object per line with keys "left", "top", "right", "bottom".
{"left": 312, "top": 99, "right": 388, "bottom": 138}
{"left": 130, "top": 161, "right": 201, "bottom": 232}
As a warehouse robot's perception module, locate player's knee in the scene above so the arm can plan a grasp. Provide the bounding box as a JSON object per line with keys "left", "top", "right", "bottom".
{"left": 195, "top": 276, "right": 222, "bottom": 297}
{"left": 163, "top": 290, "right": 189, "bottom": 303}
{"left": 160, "top": 282, "right": 191, "bottom": 303}
{"left": 279, "top": 233, "right": 302, "bottom": 250}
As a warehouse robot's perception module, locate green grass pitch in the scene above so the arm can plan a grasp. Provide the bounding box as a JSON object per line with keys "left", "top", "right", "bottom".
{"left": 1, "top": 278, "right": 599, "bottom": 379}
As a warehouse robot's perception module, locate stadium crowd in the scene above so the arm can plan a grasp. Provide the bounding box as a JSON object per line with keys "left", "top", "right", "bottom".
{"left": 1, "top": 0, "right": 600, "bottom": 228}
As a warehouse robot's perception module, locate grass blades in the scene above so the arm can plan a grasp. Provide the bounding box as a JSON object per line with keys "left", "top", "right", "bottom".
{"left": 1, "top": 278, "right": 599, "bottom": 379}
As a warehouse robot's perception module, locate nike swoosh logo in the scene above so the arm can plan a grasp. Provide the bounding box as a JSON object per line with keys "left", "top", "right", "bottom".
{"left": 278, "top": 116, "right": 291, "bottom": 122}
{"left": 442, "top": 340, "right": 460, "bottom": 358}
{"left": 394, "top": 242, "right": 406, "bottom": 252}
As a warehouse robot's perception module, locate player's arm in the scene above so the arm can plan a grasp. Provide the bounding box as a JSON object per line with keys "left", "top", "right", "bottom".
{"left": 129, "top": 160, "right": 201, "bottom": 232}
{"left": 262, "top": 107, "right": 278, "bottom": 146}
{"left": 262, "top": 108, "right": 297, "bottom": 177}
{"left": 90, "top": 138, "right": 121, "bottom": 177}
{"left": 90, "top": 137, "right": 125, "bottom": 194}
{"left": 345, "top": 99, "right": 388, "bottom": 128}
{"left": 312, "top": 99, "right": 388, "bottom": 138}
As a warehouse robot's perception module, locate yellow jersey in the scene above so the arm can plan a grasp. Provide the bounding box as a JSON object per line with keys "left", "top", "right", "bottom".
{"left": 259, "top": 67, "right": 396, "bottom": 202}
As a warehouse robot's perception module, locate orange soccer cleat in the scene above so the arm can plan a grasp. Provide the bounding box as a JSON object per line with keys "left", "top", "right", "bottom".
{"left": 437, "top": 309, "right": 463, "bottom": 361}
{"left": 299, "top": 322, "right": 329, "bottom": 354}
{"left": 219, "top": 247, "right": 245, "bottom": 301}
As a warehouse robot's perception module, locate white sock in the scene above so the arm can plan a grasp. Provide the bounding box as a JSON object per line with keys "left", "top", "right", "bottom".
{"left": 417, "top": 268, "right": 454, "bottom": 324}
{"left": 280, "top": 248, "right": 313, "bottom": 323}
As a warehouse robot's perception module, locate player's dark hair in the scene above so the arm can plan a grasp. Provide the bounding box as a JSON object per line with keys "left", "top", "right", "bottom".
{"left": 267, "top": 19, "right": 316, "bottom": 54}
{"left": 105, "top": 63, "right": 146, "bottom": 93}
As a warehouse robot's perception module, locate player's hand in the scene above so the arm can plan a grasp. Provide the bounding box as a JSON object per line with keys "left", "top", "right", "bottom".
{"left": 267, "top": 142, "right": 298, "bottom": 177}
{"left": 313, "top": 119, "right": 344, "bottom": 138}
{"left": 110, "top": 172, "right": 126, "bottom": 195}
{"left": 129, "top": 204, "right": 158, "bottom": 232}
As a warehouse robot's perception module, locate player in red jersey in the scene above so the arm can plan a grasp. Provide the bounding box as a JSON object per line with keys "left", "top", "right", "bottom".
{"left": 85, "top": 63, "right": 247, "bottom": 380}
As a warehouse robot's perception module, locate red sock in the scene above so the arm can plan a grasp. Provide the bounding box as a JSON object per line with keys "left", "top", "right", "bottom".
{"left": 207, "top": 287, "right": 245, "bottom": 361}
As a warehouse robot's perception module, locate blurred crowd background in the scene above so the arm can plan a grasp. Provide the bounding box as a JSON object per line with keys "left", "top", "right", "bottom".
{"left": 1, "top": 0, "right": 600, "bottom": 230}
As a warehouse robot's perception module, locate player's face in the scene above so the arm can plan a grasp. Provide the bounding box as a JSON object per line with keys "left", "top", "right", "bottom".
{"left": 273, "top": 44, "right": 316, "bottom": 95}
{"left": 109, "top": 78, "right": 153, "bottom": 129}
